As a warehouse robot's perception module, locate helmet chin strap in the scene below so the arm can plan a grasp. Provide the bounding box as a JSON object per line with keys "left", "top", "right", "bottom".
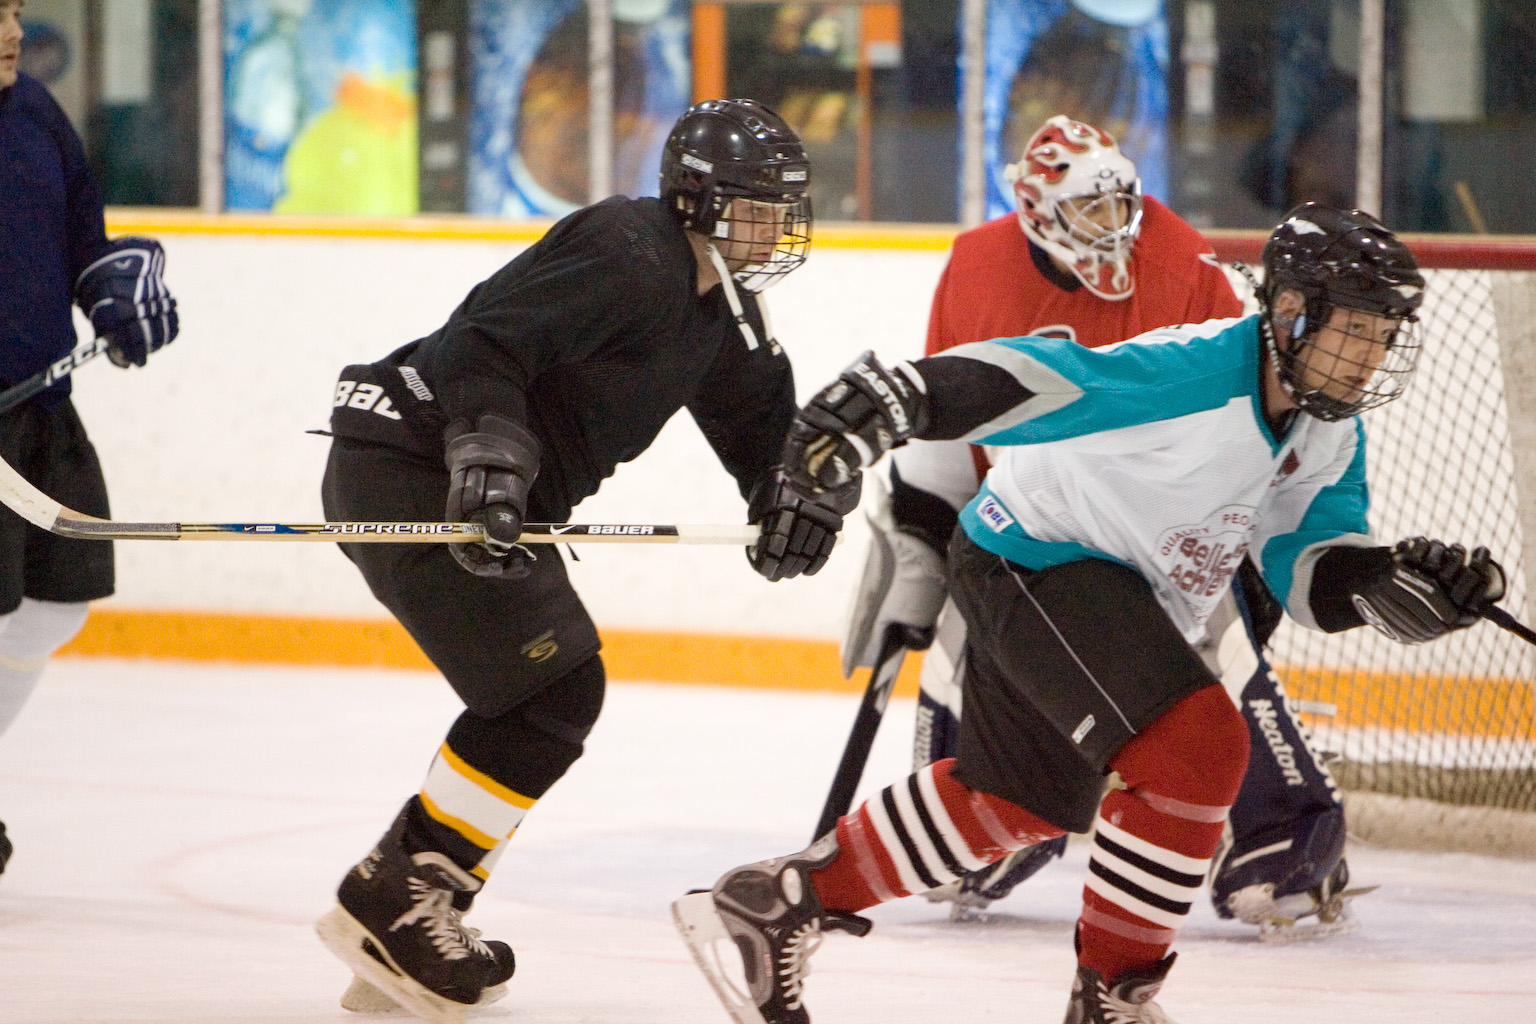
{"left": 707, "top": 242, "right": 763, "bottom": 351}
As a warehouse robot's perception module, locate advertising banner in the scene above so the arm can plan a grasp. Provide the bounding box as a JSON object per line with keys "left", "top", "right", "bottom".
{"left": 225, "top": 0, "right": 418, "bottom": 214}
{"left": 469, "top": 0, "right": 690, "bottom": 219}
{"left": 975, "top": 0, "right": 1168, "bottom": 219}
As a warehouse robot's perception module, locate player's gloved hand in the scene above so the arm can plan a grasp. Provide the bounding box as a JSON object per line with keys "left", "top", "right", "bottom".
{"left": 782, "top": 350, "right": 929, "bottom": 495}
{"left": 747, "top": 468, "right": 861, "bottom": 581}
{"left": 444, "top": 415, "right": 541, "bottom": 579}
{"left": 1352, "top": 536, "right": 1506, "bottom": 643}
{"left": 840, "top": 470, "right": 946, "bottom": 677}
{"left": 74, "top": 237, "right": 179, "bottom": 368}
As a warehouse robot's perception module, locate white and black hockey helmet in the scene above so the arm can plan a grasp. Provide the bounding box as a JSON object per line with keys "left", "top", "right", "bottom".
{"left": 660, "top": 98, "right": 812, "bottom": 291}
{"left": 1004, "top": 115, "right": 1144, "bottom": 301}
{"left": 1259, "top": 203, "right": 1426, "bottom": 420}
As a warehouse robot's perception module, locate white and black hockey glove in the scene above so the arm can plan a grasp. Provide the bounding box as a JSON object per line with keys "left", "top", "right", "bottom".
{"left": 444, "top": 415, "right": 541, "bottom": 579}
{"left": 840, "top": 470, "right": 946, "bottom": 677}
{"left": 75, "top": 237, "right": 179, "bottom": 368}
{"left": 747, "top": 469, "right": 861, "bottom": 582}
{"left": 1351, "top": 537, "right": 1506, "bottom": 643}
{"left": 783, "top": 351, "right": 929, "bottom": 495}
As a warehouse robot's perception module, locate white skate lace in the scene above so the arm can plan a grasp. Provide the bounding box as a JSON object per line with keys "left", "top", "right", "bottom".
{"left": 1099, "top": 981, "right": 1176, "bottom": 1024}
{"left": 777, "top": 920, "right": 823, "bottom": 1009}
{"left": 391, "top": 879, "right": 493, "bottom": 962}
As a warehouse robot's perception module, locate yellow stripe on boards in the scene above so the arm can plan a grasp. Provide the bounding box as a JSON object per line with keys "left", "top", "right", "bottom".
{"left": 103, "top": 210, "right": 961, "bottom": 251}
{"left": 54, "top": 608, "right": 1533, "bottom": 739}
{"left": 56, "top": 608, "right": 921, "bottom": 697}
{"left": 417, "top": 791, "right": 500, "bottom": 851}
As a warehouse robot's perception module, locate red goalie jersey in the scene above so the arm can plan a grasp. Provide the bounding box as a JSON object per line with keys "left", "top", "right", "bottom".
{"left": 927, "top": 195, "right": 1243, "bottom": 357}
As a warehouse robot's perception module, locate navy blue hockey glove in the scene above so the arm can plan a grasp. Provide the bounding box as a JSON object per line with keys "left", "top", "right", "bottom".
{"left": 783, "top": 351, "right": 929, "bottom": 495}
{"left": 74, "top": 237, "right": 179, "bottom": 368}
{"left": 747, "top": 469, "right": 861, "bottom": 581}
{"left": 1352, "top": 537, "right": 1506, "bottom": 643}
{"left": 444, "top": 415, "right": 541, "bottom": 579}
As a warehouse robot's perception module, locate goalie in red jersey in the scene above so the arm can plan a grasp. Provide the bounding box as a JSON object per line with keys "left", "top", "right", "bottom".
{"left": 840, "top": 115, "right": 1360, "bottom": 937}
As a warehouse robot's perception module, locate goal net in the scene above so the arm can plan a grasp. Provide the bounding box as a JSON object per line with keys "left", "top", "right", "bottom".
{"left": 1213, "top": 235, "right": 1536, "bottom": 856}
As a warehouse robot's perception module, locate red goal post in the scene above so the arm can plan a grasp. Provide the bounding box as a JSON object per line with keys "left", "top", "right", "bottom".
{"left": 1205, "top": 232, "right": 1536, "bottom": 857}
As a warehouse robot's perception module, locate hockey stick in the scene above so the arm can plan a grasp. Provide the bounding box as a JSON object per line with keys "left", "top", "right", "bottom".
{"left": 0, "top": 337, "right": 109, "bottom": 415}
{"left": 0, "top": 452, "right": 757, "bottom": 544}
{"left": 1483, "top": 605, "right": 1536, "bottom": 647}
{"left": 811, "top": 626, "right": 908, "bottom": 842}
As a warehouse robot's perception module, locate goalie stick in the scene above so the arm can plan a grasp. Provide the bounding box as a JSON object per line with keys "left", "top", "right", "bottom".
{"left": 0, "top": 337, "right": 109, "bottom": 415}
{"left": 811, "top": 625, "right": 908, "bottom": 842}
{"left": 0, "top": 452, "right": 757, "bottom": 545}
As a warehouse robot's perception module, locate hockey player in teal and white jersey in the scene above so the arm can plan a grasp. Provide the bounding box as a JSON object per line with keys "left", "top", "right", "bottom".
{"left": 673, "top": 205, "right": 1510, "bottom": 1024}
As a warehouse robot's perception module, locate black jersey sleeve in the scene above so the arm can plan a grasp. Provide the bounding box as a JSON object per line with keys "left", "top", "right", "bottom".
{"left": 687, "top": 313, "right": 798, "bottom": 502}
{"left": 419, "top": 199, "right": 683, "bottom": 430}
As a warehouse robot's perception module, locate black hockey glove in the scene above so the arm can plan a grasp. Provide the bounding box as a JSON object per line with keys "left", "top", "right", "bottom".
{"left": 782, "top": 351, "right": 929, "bottom": 495}
{"left": 1351, "top": 537, "right": 1506, "bottom": 643}
{"left": 747, "top": 469, "right": 862, "bottom": 582}
{"left": 75, "top": 237, "right": 179, "bottom": 368}
{"left": 444, "top": 415, "right": 541, "bottom": 579}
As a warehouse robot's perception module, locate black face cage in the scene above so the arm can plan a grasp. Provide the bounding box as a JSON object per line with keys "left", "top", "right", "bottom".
{"left": 708, "top": 191, "right": 813, "bottom": 293}
{"left": 1266, "top": 301, "right": 1422, "bottom": 421}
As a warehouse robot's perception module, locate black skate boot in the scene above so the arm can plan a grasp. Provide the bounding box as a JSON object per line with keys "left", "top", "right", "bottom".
{"left": 316, "top": 813, "right": 514, "bottom": 1024}
{"left": 673, "top": 834, "right": 871, "bottom": 1024}
{"left": 1063, "top": 953, "right": 1178, "bottom": 1024}
{"left": 0, "top": 819, "right": 11, "bottom": 876}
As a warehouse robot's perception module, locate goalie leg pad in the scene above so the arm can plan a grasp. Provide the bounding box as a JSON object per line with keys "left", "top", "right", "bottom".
{"left": 1214, "top": 658, "right": 1346, "bottom": 917}
{"left": 912, "top": 597, "right": 966, "bottom": 769}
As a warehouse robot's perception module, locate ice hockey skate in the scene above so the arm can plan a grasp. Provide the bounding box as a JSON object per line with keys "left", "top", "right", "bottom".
{"left": 923, "top": 836, "right": 1068, "bottom": 920}
{"left": 316, "top": 818, "right": 514, "bottom": 1024}
{"left": 672, "top": 834, "right": 871, "bottom": 1024}
{"left": 1063, "top": 953, "right": 1179, "bottom": 1024}
{"left": 1221, "top": 859, "right": 1377, "bottom": 943}
{"left": 339, "top": 963, "right": 509, "bottom": 1015}
{"left": 0, "top": 819, "right": 11, "bottom": 876}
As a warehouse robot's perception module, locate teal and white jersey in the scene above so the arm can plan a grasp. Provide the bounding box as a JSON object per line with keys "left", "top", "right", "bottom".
{"left": 950, "top": 314, "right": 1374, "bottom": 642}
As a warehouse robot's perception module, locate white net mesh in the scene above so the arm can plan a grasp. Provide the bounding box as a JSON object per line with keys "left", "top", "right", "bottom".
{"left": 1224, "top": 262, "right": 1536, "bottom": 815}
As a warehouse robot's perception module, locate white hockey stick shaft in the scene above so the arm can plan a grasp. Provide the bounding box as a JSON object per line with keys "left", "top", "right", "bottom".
{"left": 0, "top": 337, "right": 110, "bottom": 415}
{"left": 0, "top": 453, "right": 757, "bottom": 544}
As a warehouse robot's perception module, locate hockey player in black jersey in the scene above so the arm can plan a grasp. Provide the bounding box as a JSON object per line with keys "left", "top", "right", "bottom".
{"left": 315, "top": 99, "right": 857, "bottom": 1023}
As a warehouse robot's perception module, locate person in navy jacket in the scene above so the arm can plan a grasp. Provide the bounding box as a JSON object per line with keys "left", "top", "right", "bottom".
{"left": 0, "top": 0, "right": 178, "bottom": 878}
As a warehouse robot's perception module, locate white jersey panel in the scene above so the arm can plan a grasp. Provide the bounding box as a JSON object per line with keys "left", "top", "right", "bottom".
{"left": 955, "top": 318, "right": 1369, "bottom": 642}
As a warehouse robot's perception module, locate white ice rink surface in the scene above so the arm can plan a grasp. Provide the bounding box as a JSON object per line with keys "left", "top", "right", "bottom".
{"left": 2, "top": 660, "right": 1534, "bottom": 1024}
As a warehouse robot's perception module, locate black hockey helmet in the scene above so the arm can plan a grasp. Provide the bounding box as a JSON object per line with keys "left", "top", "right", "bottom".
{"left": 1258, "top": 204, "right": 1426, "bottom": 420}
{"left": 660, "top": 99, "right": 812, "bottom": 290}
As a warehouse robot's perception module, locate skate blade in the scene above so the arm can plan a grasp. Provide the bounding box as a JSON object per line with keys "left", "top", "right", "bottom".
{"left": 671, "top": 892, "right": 768, "bottom": 1024}
{"left": 317, "top": 905, "right": 475, "bottom": 1024}
{"left": 341, "top": 976, "right": 510, "bottom": 1016}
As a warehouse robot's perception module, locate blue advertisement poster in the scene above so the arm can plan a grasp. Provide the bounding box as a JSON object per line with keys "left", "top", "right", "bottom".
{"left": 225, "top": 0, "right": 418, "bottom": 214}
{"left": 973, "top": 0, "right": 1168, "bottom": 220}
{"left": 469, "top": 0, "right": 690, "bottom": 219}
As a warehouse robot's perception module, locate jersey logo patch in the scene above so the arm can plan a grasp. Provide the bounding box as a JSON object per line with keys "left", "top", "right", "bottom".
{"left": 977, "top": 495, "right": 1015, "bottom": 533}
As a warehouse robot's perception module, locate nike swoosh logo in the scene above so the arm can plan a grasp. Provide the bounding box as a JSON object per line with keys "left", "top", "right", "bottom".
{"left": 550, "top": 524, "right": 576, "bottom": 535}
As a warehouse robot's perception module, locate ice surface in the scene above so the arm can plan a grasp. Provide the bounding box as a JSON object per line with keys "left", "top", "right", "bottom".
{"left": 1, "top": 660, "right": 1533, "bottom": 1023}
